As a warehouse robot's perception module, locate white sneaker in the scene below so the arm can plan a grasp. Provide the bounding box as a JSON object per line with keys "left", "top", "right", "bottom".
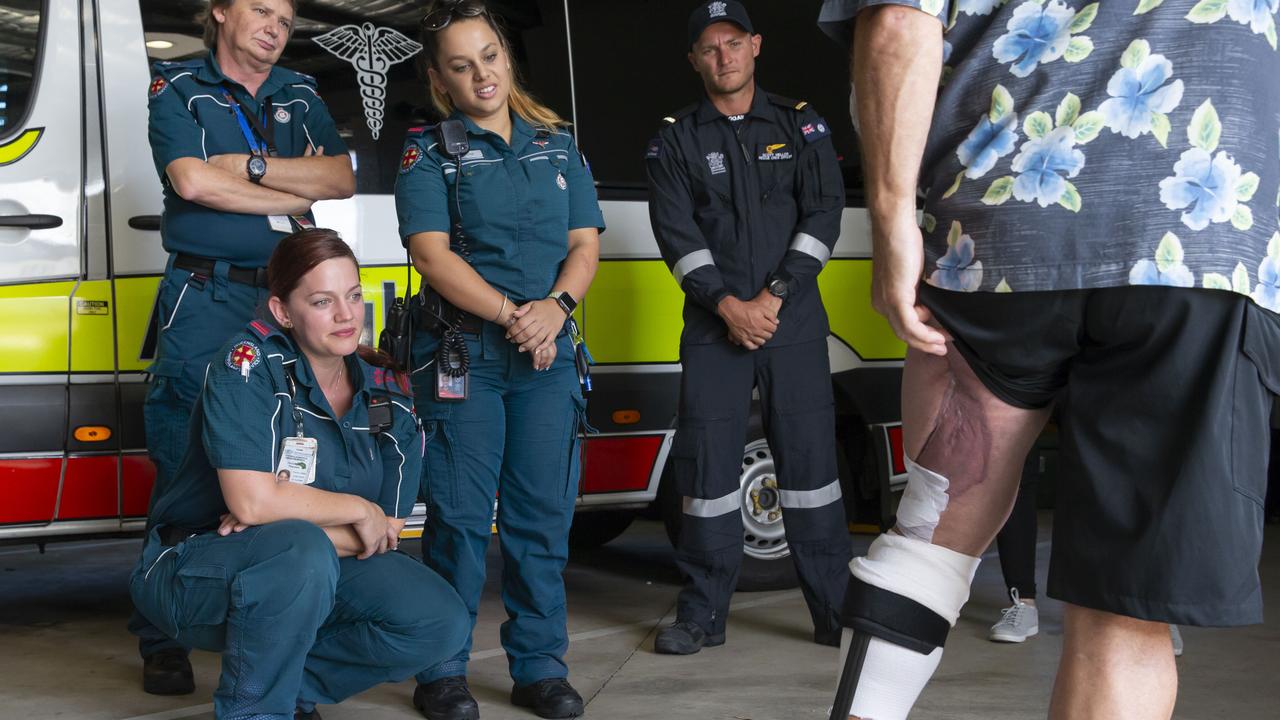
{"left": 989, "top": 588, "right": 1039, "bottom": 643}
{"left": 1170, "top": 624, "right": 1183, "bottom": 657}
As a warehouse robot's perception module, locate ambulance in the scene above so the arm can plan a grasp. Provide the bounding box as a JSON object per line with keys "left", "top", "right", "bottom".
{"left": 0, "top": 0, "right": 906, "bottom": 590}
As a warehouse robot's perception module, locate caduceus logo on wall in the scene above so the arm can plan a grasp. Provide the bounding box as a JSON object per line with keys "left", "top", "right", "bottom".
{"left": 313, "top": 22, "right": 423, "bottom": 140}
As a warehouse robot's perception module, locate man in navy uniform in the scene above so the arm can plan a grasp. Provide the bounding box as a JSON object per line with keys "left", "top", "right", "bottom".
{"left": 132, "top": 0, "right": 355, "bottom": 695}
{"left": 645, "top": 0, "right": 851, "bottom": 655}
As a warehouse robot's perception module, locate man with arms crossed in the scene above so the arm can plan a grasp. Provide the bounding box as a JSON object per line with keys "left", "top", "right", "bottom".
{"left": 132, "top": 0, "right": 355, "bottom": 695}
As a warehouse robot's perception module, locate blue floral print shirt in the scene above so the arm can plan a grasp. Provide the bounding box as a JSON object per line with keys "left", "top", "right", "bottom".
{"left": 820, "top": 0, "right": 1280, "bottom": 312}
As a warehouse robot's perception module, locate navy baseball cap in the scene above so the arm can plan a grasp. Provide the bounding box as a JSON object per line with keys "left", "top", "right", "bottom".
{"left": 688, "top": 1, "right": 754, "bottom": 48}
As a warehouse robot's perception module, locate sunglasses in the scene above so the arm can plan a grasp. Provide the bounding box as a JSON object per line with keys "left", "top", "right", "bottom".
{"left": 421, "top": 0, "right": 488, "bottom": 32}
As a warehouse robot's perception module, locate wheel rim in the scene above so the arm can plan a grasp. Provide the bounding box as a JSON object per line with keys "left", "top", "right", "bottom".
{"left": 740, "top": 438, "right": 790, "bottom": 561}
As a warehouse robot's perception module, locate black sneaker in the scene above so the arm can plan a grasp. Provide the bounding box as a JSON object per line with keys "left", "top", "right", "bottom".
{"left": 510, "top": 678, "right": 584, "bottom": 719}
{"left": 654, "top": 620, "right": 725, "bottom": 655}
{"left": 142, "top": 648, "right": 195, "bottom": 695}
{"left": 413, "top": 676, "right": 480, "bottom": 720}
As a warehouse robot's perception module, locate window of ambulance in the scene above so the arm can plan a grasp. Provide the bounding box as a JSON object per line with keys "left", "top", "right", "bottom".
{"left": 139, "top": 0, "right": 572, "bottom": 195}
{"left": 0, "top": 0, "right": 43, "bottom": 139}
{"left": 567, "top": 0, "right": 864, "bottom": 205}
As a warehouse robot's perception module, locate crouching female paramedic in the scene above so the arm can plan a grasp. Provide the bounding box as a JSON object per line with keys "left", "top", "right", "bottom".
{"left": 394, "top": 2, "right": 603, "bottom": 718}
{"left": 130, "top": 229, "right": 469, "bottom": 720}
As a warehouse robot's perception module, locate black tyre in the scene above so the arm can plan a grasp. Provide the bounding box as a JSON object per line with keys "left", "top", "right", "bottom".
{"left": 568, "top": 510, "right": 636, "bottom": 549}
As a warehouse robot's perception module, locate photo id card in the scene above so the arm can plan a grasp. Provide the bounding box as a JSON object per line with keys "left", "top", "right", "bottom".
{"left": 276, "top": 436, "right": 318, "bottom": 485}
{"left": 268, "top": 215, "right": 294, "bottom": 233}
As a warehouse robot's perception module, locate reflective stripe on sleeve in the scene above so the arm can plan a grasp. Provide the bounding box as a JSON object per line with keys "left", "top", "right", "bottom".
{"left": 672, "top": 249, "right": 716, "bottom": 286}
{"left": 682, "top": 491, "right": 740, "bottom": 518}
{"left": 779, "top": 478, "right": 843, "bottom": 509}
{"left": 790, "top": 232, "right": 832, "bottom": 266}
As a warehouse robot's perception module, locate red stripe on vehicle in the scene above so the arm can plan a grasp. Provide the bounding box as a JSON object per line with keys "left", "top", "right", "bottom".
{"left": 582, "top": 435, "right": 665, "bottom": 494}
{"left": 122, "top": 455, "right": 157, "bottom": 518}
{"left": 0, "top": 458, "right": 60, "bottom": 524}
{"left": 57, "top": 455, "right": 119, "bottom": 520}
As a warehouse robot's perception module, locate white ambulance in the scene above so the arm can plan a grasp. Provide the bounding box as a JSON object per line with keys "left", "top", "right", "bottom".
{"left": 0, "top": 0, "right": 906, "bottom": 589}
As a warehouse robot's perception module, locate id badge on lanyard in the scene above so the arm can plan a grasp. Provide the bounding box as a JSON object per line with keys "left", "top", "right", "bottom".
{"left": 225, "top": 90, "right": 313, "bottom": 234}
{"left": 277, "top": 374, "right": 318, "bottom": 485}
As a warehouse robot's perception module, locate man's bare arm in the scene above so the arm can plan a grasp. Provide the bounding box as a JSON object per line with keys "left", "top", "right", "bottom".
{"left": 165, "top": 157, "right": 314, "bottom": 216}
{"left": 854, "top": 6, "right": 949, "bottom": 355}
{"left": 208, "top": 150, "right": 356, "bottom": 201}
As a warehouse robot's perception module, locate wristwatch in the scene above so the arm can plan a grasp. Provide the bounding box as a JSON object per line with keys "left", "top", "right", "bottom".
{"left": 767, "top": 273, "right": 792, "bottom": 301}
{"left": 247, "top": 154, "right": 267, "bottom": 184}
{"left": 547, "top": 291, "right": 577, "bottom": 317}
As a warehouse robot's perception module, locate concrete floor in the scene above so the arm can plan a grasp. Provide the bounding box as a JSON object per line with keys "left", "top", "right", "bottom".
{"left": 1, "top": 517, "right": 1277, "bottom": 720}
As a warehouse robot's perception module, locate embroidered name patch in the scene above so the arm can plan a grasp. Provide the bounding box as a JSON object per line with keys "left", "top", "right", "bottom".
{"left": 758, "top": 143, "right": 792, "bottom": 161}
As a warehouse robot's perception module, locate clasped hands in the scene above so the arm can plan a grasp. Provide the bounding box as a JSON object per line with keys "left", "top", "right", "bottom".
{"left": 502, "top": 298, "right": 567, "bottom": 371}
{"left": 717, "top": 288, "right": 783, "bottom": 350}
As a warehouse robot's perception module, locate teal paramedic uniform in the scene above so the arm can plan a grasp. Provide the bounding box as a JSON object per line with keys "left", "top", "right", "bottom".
{"left": 135, "top": 52, "right": 348, "bottom": 655}
{"left": 130, "top": 320, "right": 468, "bottom": 720}
{"left": 394, "top": 112, "right": 604, "bottom": 685}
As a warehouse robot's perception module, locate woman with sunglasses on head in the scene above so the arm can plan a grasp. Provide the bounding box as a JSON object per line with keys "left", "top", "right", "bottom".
{"left": 394, "top": 2, "right": 603, "bottom": 719}
{"left": 130, "top": 229, "right": 469, "bottom": 720}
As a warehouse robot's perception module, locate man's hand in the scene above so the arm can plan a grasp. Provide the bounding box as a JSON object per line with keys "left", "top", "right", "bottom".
{"left": 352, "top": 500, "right": 391, "bottom": 560}
{"left": 217, "top": 512, "right": 250, "bottom": 536}
{"left": 507, "top": 299, "right": 565, "bottom": 353}
{"left": 871, "top": 213, "right": 948, "bottom": 355}
{"left": 752, "top": 287, "right": 783, "bottom": 317}
{"left": 385, "top": 516, "right": 407, "bottom": 551}
{"left": 717, "top": 295, "right": 778, "bottom": 350}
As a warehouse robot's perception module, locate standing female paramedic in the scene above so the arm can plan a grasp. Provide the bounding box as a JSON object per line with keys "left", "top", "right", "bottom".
{"left": 394, "top": 1, "right": 604, "bottom": 718}
{"left": 130, "top": 229, "right": 469, "bottom": 720}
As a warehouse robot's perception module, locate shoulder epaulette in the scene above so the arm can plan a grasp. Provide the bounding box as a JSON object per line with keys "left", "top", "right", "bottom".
{"left": 766, "top": 92, "right": 808, "bottom": 112}
{"left": 372, "top": 366, "right": 413, "bottom": 398}
{"left": 406, "top": 124, "right": 436, "bottom": 138}
{"left": 662, "top": 103, "right": 698, "bottom": 125}
{"left": 280, "top": 68, "right": 318, "bottom": 86}
{"left": 247, "top": 319, "right": 277, "bottom": 341}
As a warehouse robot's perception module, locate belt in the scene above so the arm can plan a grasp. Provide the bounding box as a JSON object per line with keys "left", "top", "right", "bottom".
{"left": 173, "top": 253, "right": 269, "bottom": 289}
{"left": 158, "top": 525, "right": 200, "bottom": 546}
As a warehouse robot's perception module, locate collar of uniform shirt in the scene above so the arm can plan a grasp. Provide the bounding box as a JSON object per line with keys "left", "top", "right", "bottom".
{"left": 200, "top": 50, "right": 289, "bottom": 101}
{"left": 694, "top": 82, "right": 774, "bottom": 125}
{"left": 285, "top": 338, "right": 369, "bottom": 414}
{"left": 451, "top": 109, "right": 539, "bottom": 151}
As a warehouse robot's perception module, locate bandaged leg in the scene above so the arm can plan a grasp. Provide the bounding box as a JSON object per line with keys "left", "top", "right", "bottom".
{"left": 833, "top": 532, "right": 980, "bottom": 720}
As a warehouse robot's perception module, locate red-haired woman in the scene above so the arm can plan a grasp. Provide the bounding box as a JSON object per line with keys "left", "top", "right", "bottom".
{"left": 130, "top": 229, "right": 468, "bottom": 720}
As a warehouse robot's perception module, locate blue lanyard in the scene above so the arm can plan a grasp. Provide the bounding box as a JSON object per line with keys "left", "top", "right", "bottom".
{"left": 225, "top": 92, "right": 268, "bottom": 155}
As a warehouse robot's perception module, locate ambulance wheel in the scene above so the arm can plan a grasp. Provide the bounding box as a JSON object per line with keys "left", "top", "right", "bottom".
{"left": 659, "top": 424, "right": 800, "bottom": 592}
{"left": 568, "top": 510, "right": 636, "bottom": 549}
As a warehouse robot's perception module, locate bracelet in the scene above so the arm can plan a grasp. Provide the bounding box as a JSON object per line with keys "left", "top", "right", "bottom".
{"left": 494, "top": 295, "right": 509, "bottom": 324}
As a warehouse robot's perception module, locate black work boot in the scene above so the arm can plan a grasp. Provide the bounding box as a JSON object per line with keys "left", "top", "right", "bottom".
{"left": 414, "top": 676, "right": 480, "bottom": 720}
{"left": 142, "top": 648, "right": 195, "bottom": 695}
{"left": 510, "top": 678, "right": 584, "bottom": 719}
{"left": 654, "top": 620, "right": 725, "bottom": 655}
{"left": 295, "top": 708, "right": 323, "bottom": 720}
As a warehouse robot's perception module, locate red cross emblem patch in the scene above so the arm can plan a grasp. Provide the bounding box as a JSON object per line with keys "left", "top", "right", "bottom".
{"left": 225, "top": 341, "right": 262, "bottom": 372}
{"left": 400, "top": 145, "right": 422, "bottom": 174}
{"left": 148, "top": 76, "right": 168, "bottom": 98}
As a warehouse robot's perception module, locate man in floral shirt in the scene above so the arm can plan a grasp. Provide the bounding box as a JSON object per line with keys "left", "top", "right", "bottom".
{"left": 819, "top": 0, "right": 1279, "bottom": 717}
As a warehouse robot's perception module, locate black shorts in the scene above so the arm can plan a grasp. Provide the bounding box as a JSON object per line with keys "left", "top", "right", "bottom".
{"left": 920, "top": 284, "right": 1279, "bottom": 626}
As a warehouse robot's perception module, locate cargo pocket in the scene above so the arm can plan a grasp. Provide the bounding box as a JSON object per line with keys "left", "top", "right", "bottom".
{"left": 1232, "top": 304, "right": 1280, "bottom": 506}
{"left": 420, "top": 419, "right": 458, "bottom": 510}
{"left": 562, "top": 391, "right": 588, "bottom": 499}
{"left": 668, "top": 424, "right": 706, "bottom": 500}
{"left": 175, "top": 563, "right": 231, "bottom": 629}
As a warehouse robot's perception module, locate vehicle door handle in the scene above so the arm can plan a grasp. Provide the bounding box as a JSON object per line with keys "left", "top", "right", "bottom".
{"left": 128, "top": 215, "right": 161, "bottom": 231}
{"left": 0, "top": 214, "right": 63, "bottom": 229}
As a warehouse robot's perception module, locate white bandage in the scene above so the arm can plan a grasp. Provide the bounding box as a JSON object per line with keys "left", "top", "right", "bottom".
{"left": 850, "top": 532, "right": 979, "bottom": 627}
{"left": 838, "top": 630, "right": 943, "bottom": 720}
{"left": 895, "top": 456, "right": 951, "bottom": 543}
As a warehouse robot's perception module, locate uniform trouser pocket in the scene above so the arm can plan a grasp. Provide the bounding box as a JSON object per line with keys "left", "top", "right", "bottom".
{"left": 1234, "top": 304, "right": 1280, "bottom": 505}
